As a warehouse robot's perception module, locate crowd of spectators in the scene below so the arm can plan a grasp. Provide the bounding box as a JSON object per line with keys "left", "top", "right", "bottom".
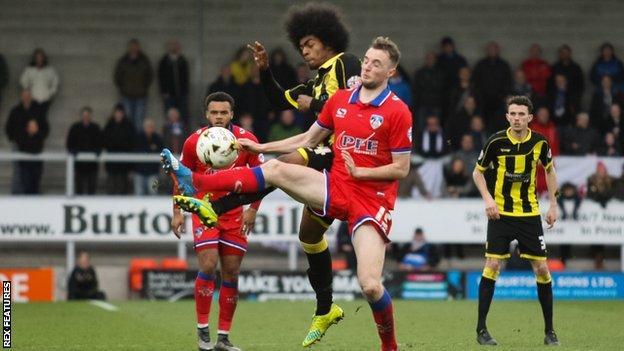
{"left": 2, "top": 38, "right": 624, "bottom": 199}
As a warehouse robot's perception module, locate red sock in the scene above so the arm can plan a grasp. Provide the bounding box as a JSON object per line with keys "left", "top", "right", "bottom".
{"left": 195, "top": 272, "right": 215, "bottom": 326}
{"left": 192, "top": 167, "right": 265, "bottom": 193}
{"left": 369, "top": 290, "right": 398, "bottom": 351}
{"left": 218, "top": 280, "right": 239, "bottom": 334}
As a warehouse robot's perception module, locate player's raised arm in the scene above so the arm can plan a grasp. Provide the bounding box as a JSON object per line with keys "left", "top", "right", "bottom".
{"left": 239, "top": 122, "right": 331, "bottom": 155}
{"left": 247, "top": 41, "right": 306, "bottom": 111}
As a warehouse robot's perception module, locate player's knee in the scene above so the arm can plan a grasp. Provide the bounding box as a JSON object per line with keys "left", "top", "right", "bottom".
{"left": 197, "top": 251, "right": 218, "bottom": 275}
{"left": 299, "top": 230, "right": 325, "bottom": 244}
{"left": 533, "top": 262, "right": 550, "bottom": 280}
{"left": 359, "top": 278, "right": 382, "bottom": 300}
{"left": 199, "top": 266, "right": 216, "bottom": 276}
{"left": 261, "top": 159, "right": 283, "bottom": 182}
{"left": 485, "top": 258, "right": 501, "bottom": 272}
{"left": 221, "top": 270, "right": 240, "bottom": 282}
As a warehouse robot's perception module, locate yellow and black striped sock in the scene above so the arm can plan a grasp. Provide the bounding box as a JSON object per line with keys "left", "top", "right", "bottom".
{"left": 301, "top": 237, "right": 333, "bottom": 315}
{"left": 477, "top": 267, "right": 499, "bottom": 332}
{"left": 536, "top": 273, "right": 554, "bottom": 333}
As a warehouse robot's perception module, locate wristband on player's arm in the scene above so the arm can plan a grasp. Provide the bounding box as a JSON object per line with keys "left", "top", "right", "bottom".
{"left": 309, "top": 98, "right": 325, "bottom": 115}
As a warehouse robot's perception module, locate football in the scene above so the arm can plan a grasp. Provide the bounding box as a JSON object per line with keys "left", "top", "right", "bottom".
{"left": 195, "top": 127, "right": 239, "bottom": 169}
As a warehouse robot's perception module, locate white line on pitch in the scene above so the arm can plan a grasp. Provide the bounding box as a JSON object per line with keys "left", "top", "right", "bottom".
{"left": 89, "top": 300, "right": 119, "bottom": 312}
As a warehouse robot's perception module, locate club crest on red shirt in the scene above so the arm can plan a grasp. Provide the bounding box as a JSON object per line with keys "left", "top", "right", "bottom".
{"left": 370, "top": 114, "right": 384, "bottom": 129}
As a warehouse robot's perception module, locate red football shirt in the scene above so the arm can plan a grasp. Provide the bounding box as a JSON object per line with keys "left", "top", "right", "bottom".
{"left": 180, "top": 124, "right": 263, "bottom": 224}
{"left": 316, "top": 86, "right": 412, "bottom": 209}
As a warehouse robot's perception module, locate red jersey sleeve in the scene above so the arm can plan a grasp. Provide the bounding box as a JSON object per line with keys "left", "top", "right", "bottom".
{"left": 315, "top": 91, "right": 336, "bottom": 131}
{"left": 180, "top": 132, "right": 199, "bottom": 170}
{"left": 389, "top": 103, "right": 413, "bottom": 155}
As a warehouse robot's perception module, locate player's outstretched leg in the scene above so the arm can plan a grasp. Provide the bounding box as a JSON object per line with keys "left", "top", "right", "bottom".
{"left": 162, "top": 148, "right": 266, "bottom": 196}
{"left": 211, "top": 187, "right": 276, "bottom": 215}
{"left": 174, "top": 195, "right": 218, "bottom": 228}
{"left": 476, "top": 260, "right": 499, "bottom": 346}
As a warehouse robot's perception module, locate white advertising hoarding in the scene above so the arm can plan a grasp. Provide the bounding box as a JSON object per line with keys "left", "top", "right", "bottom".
{"left": 1, "top": 197, "right": 623, "bottom": 244}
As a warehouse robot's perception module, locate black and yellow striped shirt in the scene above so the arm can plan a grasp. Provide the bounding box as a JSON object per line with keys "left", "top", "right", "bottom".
{"left": 284, "top": 52, "right": 361, "bottom": 115}
{"left": 476, "top": 128, "right": 553, "bottom": 217}
{"left": 260, "top": 52, "right": 360, "bottom": 145}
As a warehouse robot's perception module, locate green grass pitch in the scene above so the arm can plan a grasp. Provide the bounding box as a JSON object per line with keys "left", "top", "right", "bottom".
{"left": 11, "top": 300, "right": 624, "bottom": 350}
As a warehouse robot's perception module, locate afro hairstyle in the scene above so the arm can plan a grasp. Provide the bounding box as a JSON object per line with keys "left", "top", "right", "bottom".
{"left": 284, "top": 2, "right": 349, "bottom": 54}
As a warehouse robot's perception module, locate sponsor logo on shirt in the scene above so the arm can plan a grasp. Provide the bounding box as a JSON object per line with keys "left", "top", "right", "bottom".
{"left": 336, "top": 108, "right": 347, "bottom": 118}
{"left": 337, "top": 131, "right": 378, "bottom": 155}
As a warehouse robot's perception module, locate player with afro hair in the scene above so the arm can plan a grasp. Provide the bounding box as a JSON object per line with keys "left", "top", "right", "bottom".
{"left": 284, "top": 2, "right": 350, "bottom": 61}
{"left": 199, "top": 2, "right": 362, "bottom": 348}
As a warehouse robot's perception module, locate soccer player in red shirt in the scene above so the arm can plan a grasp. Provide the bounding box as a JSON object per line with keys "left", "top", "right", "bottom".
{"left": 172, "top": 92, "right": 263, "bottom": 351}
{"left": 164, "top": 37, "right": 411, "bottom": 351}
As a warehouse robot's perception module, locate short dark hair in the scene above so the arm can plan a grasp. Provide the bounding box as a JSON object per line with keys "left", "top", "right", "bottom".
{"left": 80, "top": 106, "right": 93, "bottom": 115}
{"left": 29, "top": 48, "right": 48, "bottom": 67}
{"left": 205, "top": 92, "right": 235, "bottom": 111}
{"left": 507, "top": 95, "right": 533, "bottom": 114}
{"left": 284, "top": 2, "right": 349, "bottom": 53}
{"left": 440, "top": 36, "right": 454, "bottom": 46}
{"left": 371, "top": 36, "right": 401, "bottom": 66}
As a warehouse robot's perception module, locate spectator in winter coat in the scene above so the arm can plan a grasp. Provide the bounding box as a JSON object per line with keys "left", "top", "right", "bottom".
{"left": 158, "top": 40, "right": 189, "bottom": 123}
{"left": 521, "top": 44, "right": 551, "bottom": 99}
{"left": 15, "top": 119, "right": 46, "bottom": 194}
{"left": 561, "top": 112, "right": 601, "bottom": 155}
{"left": 66, "top": 106, "right": 102, "bottom": 195}
{"left": 102, "top": 103, "right": 135, "bottom": 194}
{"left": 19, "top": 48, "right": 59, "bottom": 117}
{"left": 548, "top": 44, "right": 584, "bottom": 107}
{"left": 133, "top": 119, "right": 163, "bottom": 196}
{"left": 114, "top": 39, "right": 153, "bottom": 131}
{"left": 590, "top": 42, "right": 624, "bottom": 89}
{"left": 471, "top": 41, "right": 512, "bottom": 133}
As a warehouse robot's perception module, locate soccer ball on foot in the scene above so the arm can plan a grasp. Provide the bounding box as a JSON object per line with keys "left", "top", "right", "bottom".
{"left": 195, "top": 127, "right": 238, "bottom": 169}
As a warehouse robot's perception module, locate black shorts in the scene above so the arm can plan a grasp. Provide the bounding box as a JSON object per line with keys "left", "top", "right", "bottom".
{"left": 297, "top": 146, "right": 334, "bottom": 227}
{"left": 485, "top": 215, "right": 547, "bottom": 260}
{"left": 297, "top": 145, "right": 334, "bottom": 171}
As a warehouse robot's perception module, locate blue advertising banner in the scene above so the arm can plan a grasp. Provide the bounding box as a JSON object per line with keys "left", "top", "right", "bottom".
{"left": 466, "top": 271, "right": 624, "bottom": 300}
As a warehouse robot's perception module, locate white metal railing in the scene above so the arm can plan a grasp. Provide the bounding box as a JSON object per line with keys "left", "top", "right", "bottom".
{"left": 0, "top": 151, "right": 162, "bottom": 196}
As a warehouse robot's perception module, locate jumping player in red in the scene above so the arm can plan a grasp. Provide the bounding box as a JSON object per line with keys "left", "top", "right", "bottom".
{"left": 171, "top": 92, "right": 262, "bottom": 351}
{"left": 164, "top": 37, "right": 410, "bottom": 351}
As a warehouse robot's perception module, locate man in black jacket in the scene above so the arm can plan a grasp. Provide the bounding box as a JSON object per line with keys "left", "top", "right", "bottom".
{"left": 114, "top": 39, "right": 153, "bottom": 131}
{"left": 66, "top": 106, "right": 102, "bottom": 195}
{"left": 103, "top": 103, "right": 135, "bottom": 194}
{"left": 472, "top": 42, "right": 512, "bottom": 133}
{"left": 158, "top": 40, "right": 189, "bottom": 123}
{"left": 68, "top": 251, "right": 105, "bottom": 300}
{"left": 6, "top": 89, "right": 47, "bottom": 194}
